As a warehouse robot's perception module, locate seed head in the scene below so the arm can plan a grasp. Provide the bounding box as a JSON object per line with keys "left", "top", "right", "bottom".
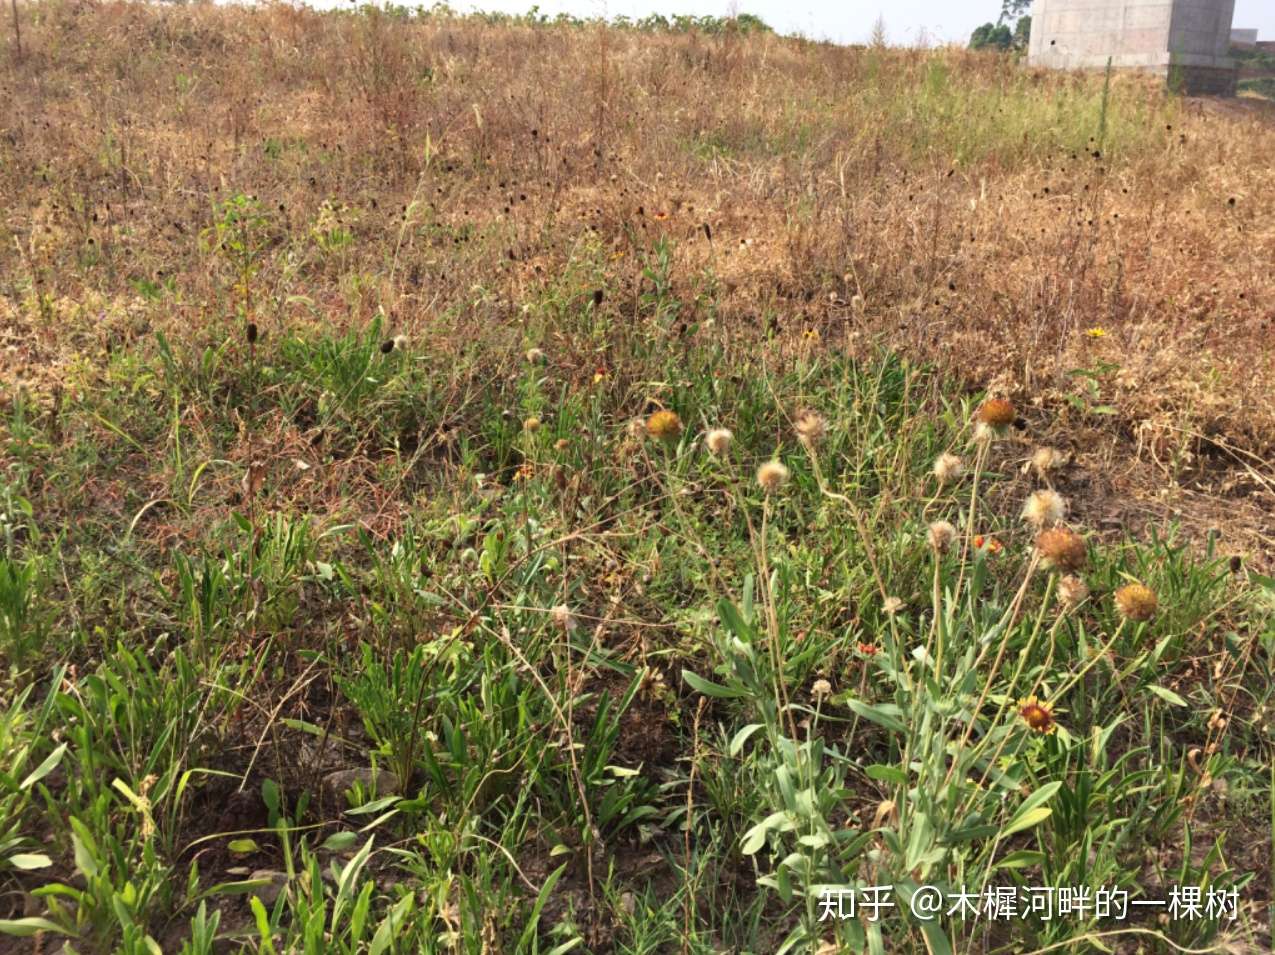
{"left": 1021, "top": 490, "right": 1067, "bottom": 529}
{"left": 705, "top": 428, "right": 734, "bottom": 455}
{"left": 882, "top": 596, "right": 904, "bottom": 615}
{"left": 794, "top": 409, "right": 828, "bottom": 449}
{"left": 1114, "top": 583, "right": 1158, "bottom": 622}
{"left": 975, "top": 397, "right": 1016, "bottom": 428}
{"left": 756, "top": 459, "right": 790, "bottom": 493}
{"left": 646, "top": 410, "right": 683, "bottom": 442}
{"left": 551, "top": 604, "right": 578, "bottom": 633}
{"left": 927, "top": 520, "right": 957, "bottom": 552}
{"left": 525, "top": 347, "right": 546, "bottom": 364}
{"left": 1057, "top": 575, "right": 1090, "bottom": 612}
{"left": 1031, "top": 446, "right": 1064, "bottom": 478}
{"left": 932, "top": 452, "right": 965, "bottom": 483}
{"left": 523, "top": 416, "right": 541, "bottom": 433}
{"left": 1035, "top": 528, "right": 1087, "bottom": 571}
{"left": 811, "top": 678, "right": 833, "bottom": 698}
{"left": 392, "top": 334, "right": 408, "bottom": 352}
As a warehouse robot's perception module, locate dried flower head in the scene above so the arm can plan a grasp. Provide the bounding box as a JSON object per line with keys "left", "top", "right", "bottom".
{"left": 705, "top": 428, "right": 734, "bottom": 455}
{"left": 522, "top": 416, "right": 541, "bottom": 433}
{"left": 882, "top": 596, "right": 904, "bottom": 615}
{"left": 1115, "top": 583, "right": 1158, "bottom": 622}
{"left": 525, "top": 347, "right": 546, "bottom": 364}
{"left": 392, "top": 334, "right": 408, "bottom": 352}
{"left": 811, "top": 678, "right": 833, "bottom": 698}
{"left": 1057, "top": 575, "right": 1090, "bottom": 612}
{"left": 646, "top": 410, "right": 683, "bottom": 442}
{"left": 1035, "top": 528, "right": 1087, "bottom": 572}
{"left": 756, "top": 460, "right": 790, "bottom": 493}
{"left": 1018, "top": 696, "right": 1056, "bottom": 734}
{"left": 927, "top": 520, "right": 957, "bottom": 552}
{"left": 976, "top": 397, "right": 1016, "bottom": 428}
{"left": 794, "top": 409, "right": 828, "bottom": 449}
{"left": 1031, "top": 446, "right": 1064, "bottom": 478}
{"left": 932, "top": 452, "right": 965, "bottom": 483}
{"left": 550, "top": 604, "right": 578, "bottom": 633}
{"left": 626, "top": 417, "right": 647, "bottom": 440}
{"left": 1021, "top": 490, "right": 1067, "bottom": 529}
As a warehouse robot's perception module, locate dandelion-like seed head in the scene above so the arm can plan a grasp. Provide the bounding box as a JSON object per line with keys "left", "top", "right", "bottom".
{"left": 1022, "top": 489, "right": 1067, "bottom": 529}
{"left": 1115, "top": 583, "right": 1158, "bottom": 622}
{"left": 1057, "top": 575, "right": 1090, "bottom": 612}
{"left": 646, "top": 410, "right": 683, "bottom": 442}
{"left": 705, "top": 428, "right": 734, "bottom": 456}
{"left": 1035, "top": 528, "right": 1087, "bottom": 572}
{"left": 882, "top": 596, "right": 904, "bottom": 615}
{"left": 932, "top": 452, "right": 965, "bottom": 483}
{"left": 811, "top": 678, "right": 833, "bottom": 698}
{"left": 756, "top": 460, "right": 790, "bottom": 494}
{"left": 551, "top": 604, "right": 578, "bottom": 633}
{"left": 794, "top": 409, "right": 828, "bottom": 449}
{"left": 1031, "top": 446, "right": 1064, "bottom": 478}
{"left": 927, "top": 520, "right": 957, "bottom": 553}
{"left": 525, "top": 347, "right": 546, "bottom": 364}
{"left": 1018, "top": 696, "right": 1056, "bottom": 734}
{"left": 392, "top": 334, "right": 408, "bottom": 352}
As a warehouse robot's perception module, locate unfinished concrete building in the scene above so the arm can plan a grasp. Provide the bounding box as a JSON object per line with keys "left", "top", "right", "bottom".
{"left": 1027, "top": 0, "right": 1238, "bottom": 95}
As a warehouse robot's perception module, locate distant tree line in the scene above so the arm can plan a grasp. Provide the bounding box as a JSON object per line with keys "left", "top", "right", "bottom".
{"left": 365, "top": 3, "right": 773, "bottom": 34}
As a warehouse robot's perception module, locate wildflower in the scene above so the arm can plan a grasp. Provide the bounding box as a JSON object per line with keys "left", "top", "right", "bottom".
{"left": 756, "top": 460, "right": 790, "bottom": 493}
{"left": 525, "top": 347, "right": 546, "bottom": 364}
{"left": 705, "top": 428, "right": 733, "bottom": 455}
{"left": 1085, "top": 327, "right": 1107, "bottom": 338}
{"left": 793, "top": 409, "right": 828, "bottom": 449}
{"left": 523, "top": 416, "right": 541, "bottom": 433}
{"left": 646, "top": 410, "right": 683, "bottom": 442}
{"left": 1018, "top": 696, "right": 1056, "bottom": 734}
{"left": 554, "top": 438, "right": 569, "bottom": 452}
{"left": 811, "top": 678, "right": 833, "bottom": 698}
{"left": 652, "top": 211, "right": 669, "bottom": 222}
{"left": 1021, "top": 489, "right": 1067, "bottom": 529}
{"left": 1057, "top": 575, "right": 1090, "bottom": 612}
{"left": 927, "top": 520, "right": 957, "bottom": 553}
{"left": 932, "top": 452, "right": 965, "bottom": 483}
{"left": 592, "top": 366, "right": 607, "bottom": 384}
{"left": 857, "top": 642, "right": 879, "bottom": 656}
{"left": 975, "top": 397, "right": 1016, "bottom": 428}
{"left": 514, "top": 462, "right": 535, "bottom": 482}
{"left": 882, "top": 596, "right": 904, "bottom": 615}
{"left": 973, "top": 535, "right": 1004, "bottom": 556}
{"left": 1114, "top": 583, "right": 1158, "bottom": 622}
{"left": 392, "top": 334, "right": 408, "bottom": 352}
{"left": 1030, "top": 446, "right": 1064, "bottom": 478}
{"left": 1035, "top": 528, "right": 1086, "bottom": 571}
{"left": 551, "top": 604, "right": 578, "bottom": 633}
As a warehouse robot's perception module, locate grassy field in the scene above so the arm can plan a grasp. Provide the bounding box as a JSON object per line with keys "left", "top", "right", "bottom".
{"left": 2, "top": 3, "right": 1275, "bottom": 952}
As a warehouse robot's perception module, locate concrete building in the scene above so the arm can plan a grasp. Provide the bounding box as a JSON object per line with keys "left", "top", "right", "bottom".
{"left": 1027, "top": 0, "right": 1238, "bottom": 95}
{"left": 1229, "top": 28, "right": 1258, "bottom": 48}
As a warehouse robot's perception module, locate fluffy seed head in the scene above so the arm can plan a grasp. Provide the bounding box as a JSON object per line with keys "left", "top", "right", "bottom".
{"left": 882, "top": 596, "right": 904, "bottom": 615}
{"left": 1057, "top": 575, "right": 1090, "bottom": 612}
{"left": 811, "top": 678, "right": 833, "bottom": 698}
{"left": 976, "top": 398, "right": 1016, "bottom": 428}
{"left": 794, "top": 409, "right": 828, "bottom": 449}
{"left": 1031, "top": 446, "right": 1064, "bottom": 478}
{"left": 551, "top": 604, "right": 578, "bottom": 633}
{"left": 1021, "top": 490, "right": 1067, "bottom": 529}
{"left": 1115, "top": 583, "right": 1158, "bottom": 622}
{"left": 646, "top": 410, "right": 683, "bottom": 442}
{"left": 1035, "top": 528, "right": 1087, "bottom": 572}
{"left": 756, "top": 460, "right": 790, "bottom": 493}
{"left": 932, "top": 452, "right": 965, "bottom": 483}
{"left": 392, "top": 334, "right": 408, "bottom": 352}
{"left": 927, "top": 520, "right": 957, "bottom": 552}
{"left": 705, "top": 428, "right": 733, "bottom": 456}
{"left": 525, "top": 347, "right": 546, "bottom": 364}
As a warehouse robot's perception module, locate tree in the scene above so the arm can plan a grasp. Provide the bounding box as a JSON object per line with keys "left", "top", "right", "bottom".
{"left": 970, "top": 22, "right": 1013, "bottom": 51}
{"left": 999, "top": 0, "right": 1031, "bottom": 23}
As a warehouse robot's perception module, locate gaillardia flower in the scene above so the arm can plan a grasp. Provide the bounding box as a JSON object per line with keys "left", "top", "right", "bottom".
{"left": 1018, "top": 696, "right": 1056, "bottom": 734}
{"left": 1035, "top": 528, "right": 1087, "bottom": 572}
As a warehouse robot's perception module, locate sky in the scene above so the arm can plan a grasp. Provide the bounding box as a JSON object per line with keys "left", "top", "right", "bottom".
{"left": 425, "top": 0, "right": 1274, "bottom": 47}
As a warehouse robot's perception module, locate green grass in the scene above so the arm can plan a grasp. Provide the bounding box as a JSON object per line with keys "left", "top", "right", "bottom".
{"left": 2, "top": 248, "right": 1272, "bottom": 952}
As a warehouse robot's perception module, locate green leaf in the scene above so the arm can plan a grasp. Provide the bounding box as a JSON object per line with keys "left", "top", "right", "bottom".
{"left": 846, "top": 699, "right": 907, "bottom": 735}
{"left": 8, "top": 853, "right": 53, "bottom": 870}
{"left": 995, "top": 850, "right": 1046, "bottom": 870}
{"left": 1146, "top": 684, "right": 1188, "bottom": 707}
{"left": 1001, "top": 781, "right": 1062, "bottom": 838}
{"left": 227, "top": 839, "right": 260, "bottom": 855}
{"left": 681, "top": 670, "right": 745, "bottom": 699}
{"left": 0, "top": 917, "right": 76, "bottom": 937}
{"left": 864, "top": 764, "right": 907, "bottom": 786}
{"left": 517, "top": 863, "right": 567, "bottom": 950}
{"left": 728, "top": 723, "right": 764, "bottom": 756}
{"left": 19, "top": 744, "right": 66, "bottom": 792}
{"left": 321, "top": 831, "right": 358, "bottom": 852}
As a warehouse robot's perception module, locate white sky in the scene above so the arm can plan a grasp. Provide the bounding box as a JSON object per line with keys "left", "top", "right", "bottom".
{"left": 423, "top": 0, "right": 1274, "bottom": 46}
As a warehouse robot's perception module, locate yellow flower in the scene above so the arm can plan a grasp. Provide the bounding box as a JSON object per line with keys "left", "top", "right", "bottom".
{"left": 1114, "top": 583, "right": 1158, "bottom": 622}
{"left": 1018, "top": 696, "right": 1057, "bottom": 734}
{"left": 1085, "top": 327, "right": 1107, "bottom": 338}
{"left": 645, "top": 410, "right": 683, "bottom": 442}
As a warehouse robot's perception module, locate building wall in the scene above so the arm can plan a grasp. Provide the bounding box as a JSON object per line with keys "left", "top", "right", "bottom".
{"left": 1230, "top": 28, "right": 1259, "bottom": 47}
{"left": 1027, "top": 0, "right": 1237, "bottom": 92}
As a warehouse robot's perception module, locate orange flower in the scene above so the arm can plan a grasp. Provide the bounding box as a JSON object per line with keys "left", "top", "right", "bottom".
{"left": 1018, "top": 696, "right": 1056, "bottom": 734}
{"left": 973, "top": 535, "right": 1003, "bottom": 555}
{"left": 652, "top": 211, "right": 670, "bottom": 221}
{"left": 857, "top": 642, "right": 879, "bottom": 656}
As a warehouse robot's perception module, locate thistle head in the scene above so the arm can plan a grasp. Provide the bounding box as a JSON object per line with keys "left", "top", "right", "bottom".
{"left": 756, "top": 459, "right": 790, "bottom": 494}
{"left": 1115, "top": 583, "right": 1158, "bottom": 622}
{"left": 932, "top": 452, "right": 965, "bottom": 483}
{"left": 1022, "top": 490, "right": 1067, "bottom": 530}
{"left": 1035, "top": 528, "right": 1087, "bottom": 572}
{"left": 705, "top": 428, "right": 734, "bottom": 456}
{"left": 793, "top": 409, "right": 828, "bottom": 449}
{"left": 927, "top": 520, "right": 957, "bottom": 553}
